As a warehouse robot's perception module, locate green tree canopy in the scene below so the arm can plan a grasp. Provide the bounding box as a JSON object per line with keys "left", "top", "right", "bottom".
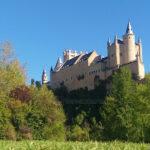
{"left": 101, "top": 67, "right": 150, "bottom": 142}
{"left": 27, "top": 85, "right": 66, "bottom": 140}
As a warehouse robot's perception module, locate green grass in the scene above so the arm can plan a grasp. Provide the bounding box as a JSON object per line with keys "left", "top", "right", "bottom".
{"left": 0, "top": 140, "right": 149, "bottom": 150}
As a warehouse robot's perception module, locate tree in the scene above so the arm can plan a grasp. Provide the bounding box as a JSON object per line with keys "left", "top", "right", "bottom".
{"left": 68, "top": 125, "right": 90, "bottom": 141}
{"left": 136, "top": 74, "right": 150, "bottom": 142}
{"left": 0, "top": 98, "right": 15, "bottom": 139}
{"left": 31, "top": 79, "right": 35, "bottom": 86}
{"left": 35, "top": 81, "right": 41, "bottom": 89}
{"left": 0, "top": 42, "right": 26, "bottom": 140}
{"left": 7, "top": 99, "right": 29, "bottom": 139}
{"left": 0, "top": 42, "right": 25, "bottom": 95}
{"left": 27, "top": 85, "right": 66, "bottom": 140}
{"left": 101, "top": 67, "right": 148, "bottom": 142}
{"left": 0, "top": 42, "right": 67, "bottom": 141}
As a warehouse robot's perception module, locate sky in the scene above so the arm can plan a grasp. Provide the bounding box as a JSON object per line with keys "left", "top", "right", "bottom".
{"left": 0, "top": 0, "right": 150, "bottom": 83}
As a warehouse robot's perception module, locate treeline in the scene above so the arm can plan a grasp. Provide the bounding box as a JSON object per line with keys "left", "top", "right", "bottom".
{"left": 0, "top": 43, "right": 65, "bottom": 140}
{"left": 0, "top": 42, "right": 150, "bottom": 142}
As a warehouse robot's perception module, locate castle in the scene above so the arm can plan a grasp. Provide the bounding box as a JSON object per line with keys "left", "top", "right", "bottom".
{"left": 42, "top": 22, "right": 145, "bottom": 91}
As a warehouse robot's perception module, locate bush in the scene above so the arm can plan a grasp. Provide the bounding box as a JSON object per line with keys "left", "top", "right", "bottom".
{"left": 27, "top": 85, "right": 66, "bottom": 140}
{"left": 68, "top": 125, "right": 90, "bottom": 141}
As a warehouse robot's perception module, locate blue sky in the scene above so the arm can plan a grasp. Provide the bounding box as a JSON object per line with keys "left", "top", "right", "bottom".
{"left": 0, "top": 0, "right": 150, "bottom": 82}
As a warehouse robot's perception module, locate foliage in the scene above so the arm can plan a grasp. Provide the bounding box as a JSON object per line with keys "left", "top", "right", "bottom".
{"left": 68, "top": 125, "right": 90, "bottom": 141}
{"left": 0, "top": 41, "right": 150, "bottom": 142}
{"left": 101, "top": 67, "right": 150, "bottom": 142}
{"left": 54, "top": 79, "right": 106, "bottom": 141}
{"left": 27, "top": 85, "right": 66, "bottom": 140}
{"left": 0, "top": 42, "right": 66, "bottom": 140}
{"left": 0, "top": 105, "right": 15, "bottom": 140}
{"left": 10, "top": 85, "right": 31, "bottom": 103}
{"left": 35, "top": 81, "right": 42, "bottom": 89}
{"left": 0, "top": 42, "right": 25, "bottom": 95}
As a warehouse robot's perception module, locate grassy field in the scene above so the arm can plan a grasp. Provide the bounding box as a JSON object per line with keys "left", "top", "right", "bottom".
{"left": 0, "top": 140, "right": 149, "bottom": 150}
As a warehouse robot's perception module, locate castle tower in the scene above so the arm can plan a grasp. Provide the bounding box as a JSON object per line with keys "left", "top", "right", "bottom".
{"left": 136, "top": 51, "right": 145, "bottom": 79}
{"left": 63, "top": 50, "right": 78, "bottom": 62}
{"left": 138, "top": 37, "right": 143, "bottom": 62}
{"left": 42, "top": 69, "right": 48, "bottom": 84}
{"left": 54, "top": 57, "right": 63, "bottom": 71}
{"left": 114, "top": 35, "right": 120, "bottom": 67}
{"left": 123, "top": 21, "right": 136, "bottom": 63}
{"left": 107, "top": 35, "right": 120, "bottom": 68}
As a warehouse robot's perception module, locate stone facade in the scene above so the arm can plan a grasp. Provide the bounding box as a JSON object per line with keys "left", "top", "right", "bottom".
{"left": 43, "top": 22, "right": 145, "bottom": 91}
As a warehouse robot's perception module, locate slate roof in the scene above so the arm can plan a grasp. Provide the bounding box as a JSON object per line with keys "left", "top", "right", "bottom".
{"left": 62, "top": 52, "right": 93, "bottom": 68}
{"left": 117, "top": 39, "right": 124, "bottom": 44}
{"left": 101, "top": 57, "right": 108, "bottom": 61}
{"left": 62, "top": 55, "right": 80, "bottom": 68}
{"left": 80, "top": 52, "right": 93, "bottom": 61}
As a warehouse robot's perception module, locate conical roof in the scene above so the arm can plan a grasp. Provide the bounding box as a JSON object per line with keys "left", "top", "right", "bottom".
{"left": 54, "top": 57, "right": 63, "bottom": 71}
{"left": 126, "top": 21, "right": 133, "bottom": 34}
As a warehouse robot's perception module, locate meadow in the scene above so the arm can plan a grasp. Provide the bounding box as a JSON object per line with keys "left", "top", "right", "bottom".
{"left": 0, "top": 141, "right": 149, "bottom": 150}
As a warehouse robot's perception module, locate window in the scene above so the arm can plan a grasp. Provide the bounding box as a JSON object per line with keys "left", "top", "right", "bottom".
{"left": 77, "top": 74, "right": 85, "bottom": 80}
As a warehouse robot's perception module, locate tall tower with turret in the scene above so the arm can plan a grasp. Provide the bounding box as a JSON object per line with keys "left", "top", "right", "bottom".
{"left": 107, "top": 35, "right": 120, "bottom": 68}
{"left": 114, "top": 35, "right": 120, "bottom": 67}
{"left": 123, "top": 21, "right": 136, "bottom": 64}
{"left": 107, "top": 21, "right": 145, "bottom": 79}
{"left": 42, "top": 69, "right": 48, "bottom": 84}
{"left": 137, "top": 37, "right": 143, "bottom": 63}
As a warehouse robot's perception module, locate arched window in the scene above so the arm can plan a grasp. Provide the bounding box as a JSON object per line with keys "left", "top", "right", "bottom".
{"left": 94, "top": 75, "right": 100, "bottom": 88}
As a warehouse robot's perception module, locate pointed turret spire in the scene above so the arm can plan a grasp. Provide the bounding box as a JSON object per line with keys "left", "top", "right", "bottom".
{"left": 50, "top": 66, "right": 53, "bottom": 72}
{"left": 42, "top": 69, "right": 48, "bottom": 84}
{"left": 58, "top": 57, "right": 63, "bottom": 64}
{"left": 138, "top": 37, "right": 142, "bottom": 44}
{"left": 107, "top": 38, "right": 111, "bottom": 46}
{"left": 126, "top": 21, "right": 133, "bottom": 34}
{"left": 114, "top": 35, "right": 118, "bottom": 43}
{"left": 54, "top": 57, "right": 63, "bottom": 71}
